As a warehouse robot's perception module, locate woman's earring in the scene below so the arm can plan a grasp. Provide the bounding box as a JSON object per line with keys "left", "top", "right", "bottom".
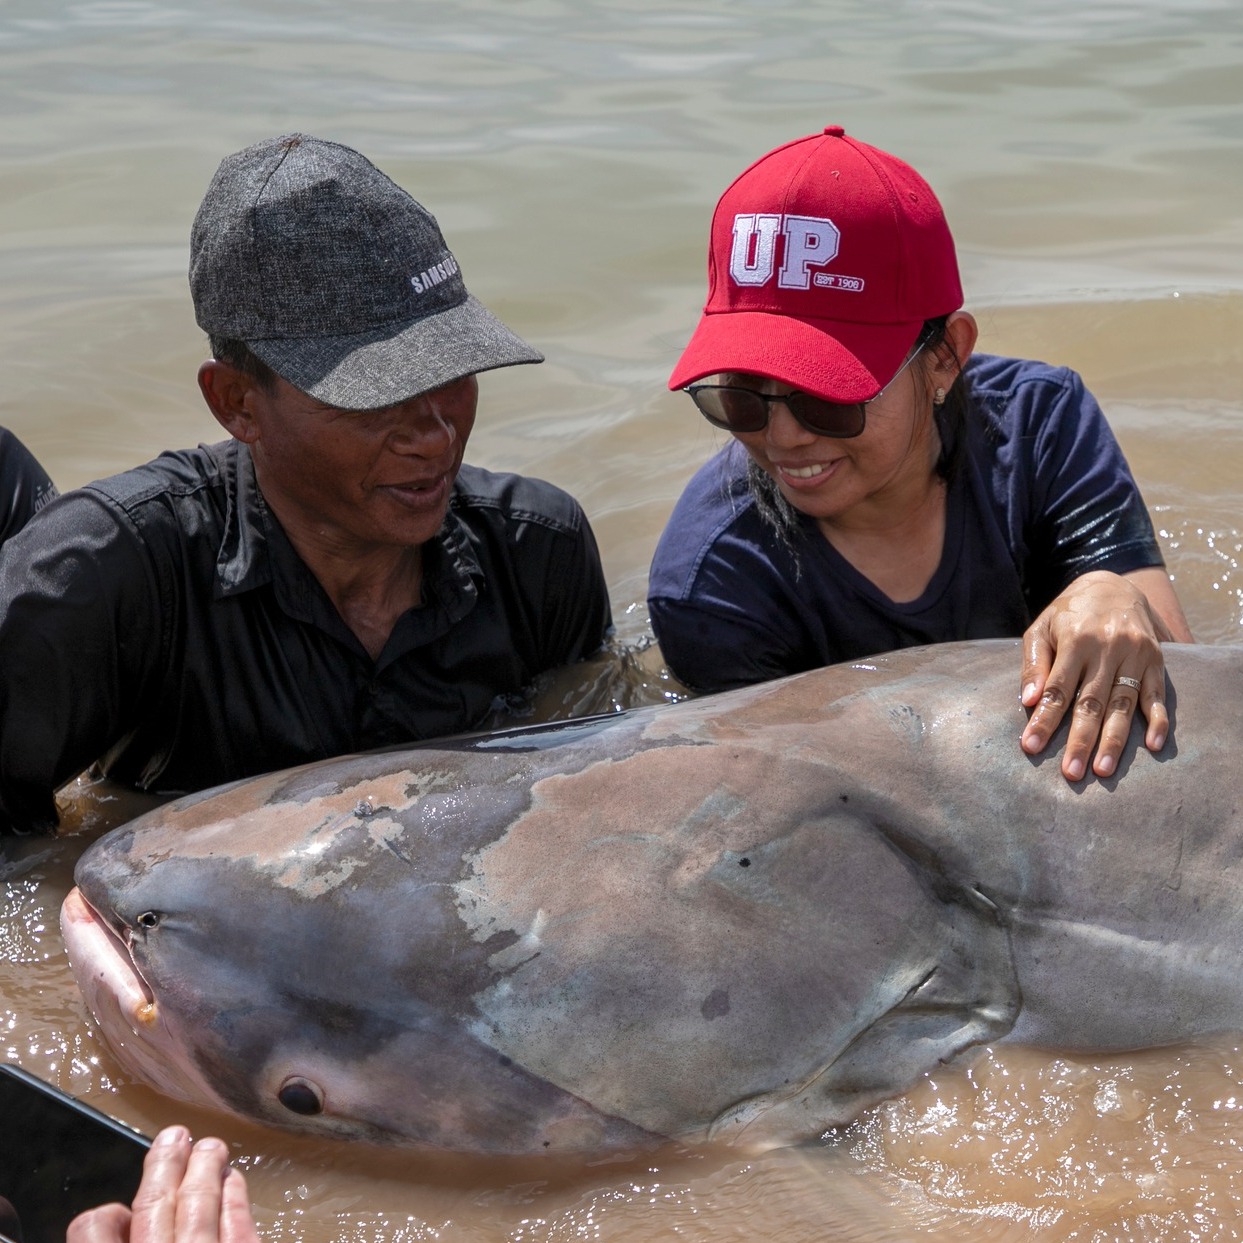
{"left": 933, "top": 387, "right": 946, "bottom": 406}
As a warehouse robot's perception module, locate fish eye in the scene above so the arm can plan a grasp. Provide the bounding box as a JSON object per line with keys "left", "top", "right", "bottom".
{"left": 278, "top": 1076, "right": 324, "bottom": 1116}
{"left": 136, "top": 911, "right": 161, "bottom": 929}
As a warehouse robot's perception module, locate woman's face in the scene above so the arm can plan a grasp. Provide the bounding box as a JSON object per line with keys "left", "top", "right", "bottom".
{"left": 727, "top": 354, "right": 942, "bottom": 526}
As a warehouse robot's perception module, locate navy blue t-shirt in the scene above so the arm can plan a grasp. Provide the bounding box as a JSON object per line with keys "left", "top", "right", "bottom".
{"left": 648, "top": 354, "right": 1164, "bottom": 693}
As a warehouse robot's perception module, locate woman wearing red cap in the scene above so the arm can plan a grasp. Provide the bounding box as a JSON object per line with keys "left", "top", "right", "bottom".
{"left": 648, "top": 126, "right": 1193, "bottom": 784}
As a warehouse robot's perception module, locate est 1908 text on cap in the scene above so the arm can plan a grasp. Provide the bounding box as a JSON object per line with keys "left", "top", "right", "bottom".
{"left": 190, "top": 133, "right": 543, "bottom": 410}
{"left": 668, "top": 126, "right": 964, "bottom": 404}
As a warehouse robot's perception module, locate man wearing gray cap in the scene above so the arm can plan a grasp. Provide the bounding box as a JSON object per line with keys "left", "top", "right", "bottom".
{"left": 0, "top": 134, "right": 612, "bottom": 837}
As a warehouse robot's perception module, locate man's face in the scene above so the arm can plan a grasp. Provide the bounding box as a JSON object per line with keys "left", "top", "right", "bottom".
{"left": 243, "top": 373, "right": 478, "bottom": 553}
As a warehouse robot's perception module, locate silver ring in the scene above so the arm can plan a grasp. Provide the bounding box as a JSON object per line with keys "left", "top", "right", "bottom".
{"left": 1113, "top": 676, "right": 1141, "bottom": 691}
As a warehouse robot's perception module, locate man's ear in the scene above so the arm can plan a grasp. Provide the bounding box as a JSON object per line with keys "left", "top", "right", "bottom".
{"left": 198, "top": 360, "right": 262, "bottom": 444}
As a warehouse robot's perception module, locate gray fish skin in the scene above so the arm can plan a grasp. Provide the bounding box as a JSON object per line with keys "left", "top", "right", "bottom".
{"left": 61, "top": 639, "right": 1243, "bottom": 1155}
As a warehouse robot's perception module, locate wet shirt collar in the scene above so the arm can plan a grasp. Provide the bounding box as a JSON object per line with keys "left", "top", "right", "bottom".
{"left": 211, "top": 442, "right": 482, "bottom": 662}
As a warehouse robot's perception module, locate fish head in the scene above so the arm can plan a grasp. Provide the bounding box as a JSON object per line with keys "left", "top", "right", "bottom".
{"left": 60, "top": 766, "right": 654, "bottom": 1156}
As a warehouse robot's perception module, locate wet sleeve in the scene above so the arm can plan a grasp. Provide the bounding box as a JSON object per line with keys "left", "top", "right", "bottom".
{"left": 0, "top": 491, "right": 162, "bottom": 835}
{"left": 648, "top": 593, "right": 805, "bottom": 694}
{"left": 529, "top": 503, "right": 613, "bottom": 668}
{"left": 1019, "top": 369, "right": 1164, "bottom": 601}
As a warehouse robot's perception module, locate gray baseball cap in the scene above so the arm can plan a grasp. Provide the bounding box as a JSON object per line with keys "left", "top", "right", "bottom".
{"left": 189, "top": 133, "right": 543, "bottom": 410}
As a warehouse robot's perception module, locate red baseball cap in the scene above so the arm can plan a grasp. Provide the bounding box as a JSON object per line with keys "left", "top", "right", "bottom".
{"left": 668, "top": 126, "right": 963, "bottom": 403}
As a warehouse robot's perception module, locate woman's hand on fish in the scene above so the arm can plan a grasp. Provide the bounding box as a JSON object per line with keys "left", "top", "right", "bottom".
{"left": 1018, "top": 568, "right": 1193, "bottom": 781}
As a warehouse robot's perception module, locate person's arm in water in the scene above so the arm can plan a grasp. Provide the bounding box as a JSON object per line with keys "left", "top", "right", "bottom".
{"left": 0, "top": 426, "right": 57, "bottom": 546}
{"left": 67, "top": 1127, "right": 260, "bottom": 1243}
{"left": 1019, "top": 566, "right": 1193, "bottom": 782}
{"left": 946, "top": 348, "right": 1195, "bottom": 786}
{"left": 0, "top": 489, "right": 161, "bottom": 836}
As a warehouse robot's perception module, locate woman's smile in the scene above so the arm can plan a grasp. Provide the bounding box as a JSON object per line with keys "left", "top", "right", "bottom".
{"left": 772, "top": 459, "right": 846, "bottom": 492}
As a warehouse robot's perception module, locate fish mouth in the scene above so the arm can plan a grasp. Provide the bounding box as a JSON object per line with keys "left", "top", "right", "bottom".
{"left": 61, "top": 888, "right": 230, "bottom": 1112}
{"left": 61, "top": 886, "right": 157, "bottom": 1022}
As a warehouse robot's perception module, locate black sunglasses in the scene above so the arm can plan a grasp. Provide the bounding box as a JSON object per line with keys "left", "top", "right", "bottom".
{"left": 685, "top": 344, "right": 927, "bottom": 439}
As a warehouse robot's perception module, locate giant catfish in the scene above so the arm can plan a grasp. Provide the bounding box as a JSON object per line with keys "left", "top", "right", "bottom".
{"left": 61, "top": 639, "right": 1243, "bottom": 1156}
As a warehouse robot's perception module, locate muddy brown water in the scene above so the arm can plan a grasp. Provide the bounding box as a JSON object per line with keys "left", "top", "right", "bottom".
{"left": 3, "top": 0, "right": 1243, "bottom": 1236}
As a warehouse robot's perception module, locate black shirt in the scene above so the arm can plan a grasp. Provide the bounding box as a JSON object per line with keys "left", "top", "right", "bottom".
{"left": 0, "top": 427, "right": 58, "bottom": 544}
{"left": 0, "top": 440, "right": 611, "bottom": 834}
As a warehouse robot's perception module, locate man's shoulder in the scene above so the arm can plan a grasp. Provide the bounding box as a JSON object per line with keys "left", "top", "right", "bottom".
{"left": 0, "top": 442, "right": 238, "bottom": 581}
{"left": 451, "top": 463, "right": 587, "bottom": 536}
{"left": 83, "top": 441, "right": 234, "bottom": 512}
{"left": 0, "top": 426, "right": 51, "bottom": 482}
{"left": 0, "top": 427, "right": 58, "bottom": 542}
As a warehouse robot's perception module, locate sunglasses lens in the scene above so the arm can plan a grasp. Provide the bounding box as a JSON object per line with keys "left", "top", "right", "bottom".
{"left": 787, "top": 395, "right": 867, "bottom": 438}
{"left": 688, "top": 387, "right": 768, "bottom": 433}
{"left": 687, "top": 386, "right": 868, "bottom": 438}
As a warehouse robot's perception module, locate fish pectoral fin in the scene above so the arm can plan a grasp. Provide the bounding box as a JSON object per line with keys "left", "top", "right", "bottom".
{"left": 809, "top": 981, "right": 1017, "bottom": 1113}
{"left": 707, "top": 982, "right": 1017, "bottom": 1147}
{"left": 707, "top": 883, "right": 1021, "bottom": 1148}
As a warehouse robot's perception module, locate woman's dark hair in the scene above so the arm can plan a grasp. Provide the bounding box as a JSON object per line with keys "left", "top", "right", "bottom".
{"left": 744, "top": 313, "right": 971, "bottom": 554}
{"left": 208, "top": 336, "right": 280, "bottom": 393}
{"left": 922, "top": 314, "right": 970, "bottom": 486}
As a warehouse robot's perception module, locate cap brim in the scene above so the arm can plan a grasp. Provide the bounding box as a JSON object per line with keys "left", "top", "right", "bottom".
{"left": 249, "top": 295, "right": 543, "bottom": 410}
{"left": 667, "top": 310, "right": 925, "bottom": 404}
